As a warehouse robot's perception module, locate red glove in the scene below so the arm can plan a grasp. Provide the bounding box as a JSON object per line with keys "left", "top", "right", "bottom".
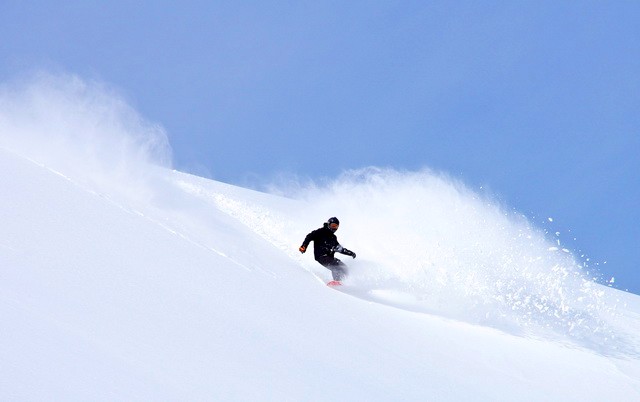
{"left": 299, "top": 245, "right": 306, "bottom": 254}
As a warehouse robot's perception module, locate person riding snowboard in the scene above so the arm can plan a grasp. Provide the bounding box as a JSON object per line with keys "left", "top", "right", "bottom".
{"left": 299, "top": 217, "right": 356, "bottom": 284}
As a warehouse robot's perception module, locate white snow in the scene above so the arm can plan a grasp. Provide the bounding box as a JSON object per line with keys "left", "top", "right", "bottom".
{"left": 1, "top": 75, "right": 640, "bottom": 400}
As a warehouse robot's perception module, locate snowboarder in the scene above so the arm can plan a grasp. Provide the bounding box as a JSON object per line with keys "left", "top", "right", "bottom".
{"left": 299, "top": 217, "right": 356, "bottom": 284}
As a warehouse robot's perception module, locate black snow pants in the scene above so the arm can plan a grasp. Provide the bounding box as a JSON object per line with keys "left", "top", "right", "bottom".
{"left": 317, "top": 256, "right": 347, "bottom": 281}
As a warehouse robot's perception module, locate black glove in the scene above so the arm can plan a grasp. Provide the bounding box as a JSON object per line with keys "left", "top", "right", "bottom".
{"left": 344, "top": 249, "right": 356, "bottom": 259}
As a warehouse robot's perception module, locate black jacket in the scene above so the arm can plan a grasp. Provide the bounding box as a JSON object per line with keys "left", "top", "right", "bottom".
{"left": 301, "top": 225, "right": 355, "bottom": 262}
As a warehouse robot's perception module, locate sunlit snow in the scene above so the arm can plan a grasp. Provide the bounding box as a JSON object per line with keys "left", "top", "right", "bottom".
{"left": 1, "top": 74, "right": 639, "bottom": 400}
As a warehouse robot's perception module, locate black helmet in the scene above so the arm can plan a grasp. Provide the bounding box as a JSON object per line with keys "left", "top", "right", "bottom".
{"left": 326, "top": 217, "right": 340, "bottom": 232}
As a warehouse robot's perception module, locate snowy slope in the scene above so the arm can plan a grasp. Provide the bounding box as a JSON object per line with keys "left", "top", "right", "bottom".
{"left": 1, "top": 75, "right": 640, "bottom": 400}
{"left": 2, "top": 146, "right": 640, "bottom": 401}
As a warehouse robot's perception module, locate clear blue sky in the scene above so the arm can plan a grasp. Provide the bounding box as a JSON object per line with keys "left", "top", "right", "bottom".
{"left": 1, "top": 1, "right": 638, "bottom": 293}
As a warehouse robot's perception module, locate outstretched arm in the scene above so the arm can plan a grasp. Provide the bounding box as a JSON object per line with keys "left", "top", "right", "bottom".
{"left": 333, "top": 244, "right": 356, "bottom": 259}
{"left": 342, "top": 248, "right": 356, "bottom": 259}
{"left": 299, "top": 230, "right": 316, "bottom": 253}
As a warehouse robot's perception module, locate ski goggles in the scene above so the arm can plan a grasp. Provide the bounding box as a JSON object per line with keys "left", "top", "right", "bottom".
{"left": 329, "top": 223, "right": 339, "bottom": 230}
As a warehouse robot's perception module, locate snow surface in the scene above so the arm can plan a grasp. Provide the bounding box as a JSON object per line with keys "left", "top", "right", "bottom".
{"left": 1, "top": 74, "right": 640, "bottom": 400}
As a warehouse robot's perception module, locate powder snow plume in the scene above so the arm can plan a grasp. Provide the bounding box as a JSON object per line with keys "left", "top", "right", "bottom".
{"left": 250, "top": 168, "right": 636, "bottom": 356}
{"left": 0, "top": 72, "right": 172, "bottom": 200}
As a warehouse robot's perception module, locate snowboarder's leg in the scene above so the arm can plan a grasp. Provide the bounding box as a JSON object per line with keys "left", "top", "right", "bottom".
{"left": 318, "top": 257, "right": 348, "bottom": 281}
{"left": 327, "top": 258, "right": 347, "bottom": 281}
